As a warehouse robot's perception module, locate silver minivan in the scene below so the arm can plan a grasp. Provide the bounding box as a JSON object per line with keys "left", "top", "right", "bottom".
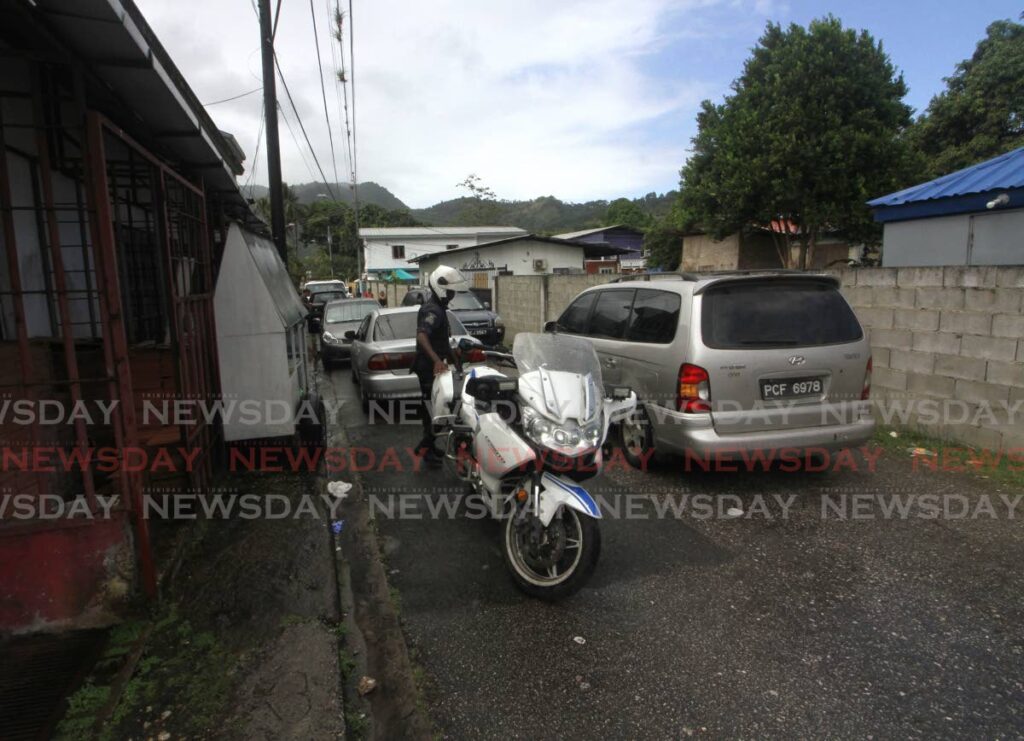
{"left": 547, "top": 272, "right": 874, "bottom": 466}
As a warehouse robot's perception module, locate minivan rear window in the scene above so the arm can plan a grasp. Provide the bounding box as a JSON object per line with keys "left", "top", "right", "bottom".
{"left": 701, "top": 281, "right": 862, "bottom": 349}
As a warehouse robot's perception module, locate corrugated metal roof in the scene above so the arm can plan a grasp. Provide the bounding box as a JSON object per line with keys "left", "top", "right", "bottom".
{"left": 406, "top": 234, "right": 632, "bottom": 262}
{"left": 20, "top": 0, "right": 259, "bottom": 229}
{"left": 869, "top": 147, "right": 1024, "bottom": 207}
{"left": 235, "top": 224, "right": 307, "bottom": 328}
{"left": 554, "top": 224, "right": 641, "bottom": 240}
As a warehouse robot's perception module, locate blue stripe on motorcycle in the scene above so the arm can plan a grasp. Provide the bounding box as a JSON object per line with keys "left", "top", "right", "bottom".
{"left": 543, "top": 474, "right": 600, "bottom": 517}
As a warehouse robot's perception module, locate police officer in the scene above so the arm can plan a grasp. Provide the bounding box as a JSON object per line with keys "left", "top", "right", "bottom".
{"left": 412, "top": 265, "right": 470, "bottom": 463}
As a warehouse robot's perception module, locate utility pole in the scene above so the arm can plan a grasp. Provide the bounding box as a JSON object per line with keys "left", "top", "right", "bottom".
{"left": 258, "top": 0, "right": 287, "bottom": 262}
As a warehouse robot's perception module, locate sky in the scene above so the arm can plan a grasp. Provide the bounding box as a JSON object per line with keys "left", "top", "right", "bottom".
{"left": 136, "top": 0, "right": 1022, "bottom": 209}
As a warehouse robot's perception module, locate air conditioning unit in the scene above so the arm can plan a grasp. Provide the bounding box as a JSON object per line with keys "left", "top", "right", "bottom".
{"left": 532, "top": 259, "right": 547, "bottom": 272}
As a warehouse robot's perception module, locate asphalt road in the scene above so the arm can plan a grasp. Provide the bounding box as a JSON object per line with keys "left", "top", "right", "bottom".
{"left": 320, "top": 365, "right": 1024, "bottom": 739}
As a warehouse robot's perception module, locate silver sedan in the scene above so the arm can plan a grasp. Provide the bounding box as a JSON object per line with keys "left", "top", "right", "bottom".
{"left": 348, "top": 306, "right": 477, "bottom": 410}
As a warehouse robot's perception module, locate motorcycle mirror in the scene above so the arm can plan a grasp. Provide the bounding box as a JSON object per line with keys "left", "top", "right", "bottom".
{"left": 344, "top": 330, "right": 356, "bottom": 340}
{"left": 607, "top": 385, "right": 632, "bottom": 400}
{"left": 465, "top": 376, "right": 517, "bottom": 401}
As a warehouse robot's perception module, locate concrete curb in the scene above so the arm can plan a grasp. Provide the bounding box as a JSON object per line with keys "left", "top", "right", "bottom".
{"left": 324, "top": 392, "right": 432, "bottom": 740}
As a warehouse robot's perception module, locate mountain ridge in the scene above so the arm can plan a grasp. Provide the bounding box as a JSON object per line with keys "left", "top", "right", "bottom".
{"left": 243, "top": 181, "right": 679, "bottom": 234}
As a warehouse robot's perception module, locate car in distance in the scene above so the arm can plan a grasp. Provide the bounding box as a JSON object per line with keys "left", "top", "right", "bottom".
{"left": 348, "top": 306, "right": 481, "bottom": 410}
{"left": 320, "top": 298, "right": 380, "bottom": 368}
{"left": 401, "top": 285, "right": 505, "bottom": 346}
{"left": 547, "top": 271, "right": 874, "bottom": 467}
{"left": 305, "top": 281, "right": 350, "bottom": 330}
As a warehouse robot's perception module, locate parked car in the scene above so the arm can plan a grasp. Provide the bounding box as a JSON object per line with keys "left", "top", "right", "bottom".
{"left": 305, "top": 282, "right": 349, "bottom": 330}
{"left": 547, "top": 271, "right": 874, "bottom": 466}
{"left": 348, "top": 306, "right": 478, "bottom": 409}
{"left": 304, "top": 279, "right": 350, "bottom": 296}
{"left": 320, "top": 298, "right": 380, "bottom": 368}
{"left": 402, "top": 285, "right": 505, "bottom": 346}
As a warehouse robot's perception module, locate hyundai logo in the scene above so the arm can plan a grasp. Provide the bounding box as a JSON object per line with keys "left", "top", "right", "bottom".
{"left": 788, "top": 355, "right": 806, "bottom": 366}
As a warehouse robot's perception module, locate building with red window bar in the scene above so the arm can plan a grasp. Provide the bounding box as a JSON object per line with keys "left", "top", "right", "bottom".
{"left": 0, "top": 0, "right": 270, "bottom": 632}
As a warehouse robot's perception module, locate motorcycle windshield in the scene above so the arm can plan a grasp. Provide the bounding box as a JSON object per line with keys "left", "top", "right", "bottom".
{"left": 513, "top": 333, "right": 602, "bottom": 386}
{"left": 513, "top": 333, "right": 604, "bottom": 424}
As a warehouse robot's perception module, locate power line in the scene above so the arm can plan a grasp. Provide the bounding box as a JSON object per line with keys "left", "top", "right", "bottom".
{"left": 326, "top": 0, "right": 351, "bottom": 183}
{"left": 309, "top": 0, "right": 341, "bottom": 189}
{"left": 274, "top": 54, "right": 339, "bottom": 201}
{"left": 271, "top": 0, "right": 283, "bottom": 40}
{"left": 243, "top": 103, "right": 266, "bottom": 192}
{"left": 333, "top": 7, "right": 355, "bottom": 185}
{"left": 246, "top": 0, "right": 341, "bottom": 207}
{"left": 348, "top": 0, "right": 359, "bottom": 196}
{"left": 279, "top": 102, "right": 321, "bottom": 188}
{"left": 204, "top": 86, "right": 262, "bottom": 106}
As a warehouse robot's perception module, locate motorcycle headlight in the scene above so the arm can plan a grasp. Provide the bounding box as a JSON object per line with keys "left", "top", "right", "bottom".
{"left": 521, "top": 407, "right": 602, "bottom": 454}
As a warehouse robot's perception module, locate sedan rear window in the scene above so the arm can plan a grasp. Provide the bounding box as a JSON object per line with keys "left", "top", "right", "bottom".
{"left": 701, "top": 281, "right": 862, "bottom": 349}
{"left": 373, "top": 311, "right": 465, "bottom": 341}
{"left": 325, "top": 301, "right": 378, "bottom": 323}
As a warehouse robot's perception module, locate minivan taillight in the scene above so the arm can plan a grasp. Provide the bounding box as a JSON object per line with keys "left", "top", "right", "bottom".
{"left": 367, "top": 352, "right": 416, "bottom": 371}
{"left": 678, "top": 363, "right": 711, "bottom": 413}
{"left": 861, "top": 356, "right": 872, "bottom": 400}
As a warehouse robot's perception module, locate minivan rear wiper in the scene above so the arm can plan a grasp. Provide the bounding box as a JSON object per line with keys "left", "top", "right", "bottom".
{"left": 735, "top": 339, "right": 801, "bottom": 345}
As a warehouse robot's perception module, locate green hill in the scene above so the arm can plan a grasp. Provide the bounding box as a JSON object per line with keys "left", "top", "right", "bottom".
{"left": 242, "top": 181, "right": 408, "bottom": 211}
{"left": 411, "top": 192, "right": 678, "bottom": 234}
{"left": 242, "top": 182, "right": 679, "bottom": 234}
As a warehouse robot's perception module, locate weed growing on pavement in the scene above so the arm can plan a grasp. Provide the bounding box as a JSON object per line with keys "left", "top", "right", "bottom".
{"left": 873, "top": 426, "right": 1024, "bottom": 489}
{"left": 388, "top": 585, "right": 403, "bottom": 614}
{"left": 54, "top": 682, "right": 111, "bottom": 740}
{"left": 338, "top": 647, "right": 357, "bottom": 680}
{"left": 59, "top": 604, "right": 239, "bottom": 739}
{"left": 345, "top": 709, "right": 369, "bottom": 738}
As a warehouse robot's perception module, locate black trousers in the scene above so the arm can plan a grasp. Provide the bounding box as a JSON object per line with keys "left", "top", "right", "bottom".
{"left": 415, "top": 371, "right": 434, "bottom": 454}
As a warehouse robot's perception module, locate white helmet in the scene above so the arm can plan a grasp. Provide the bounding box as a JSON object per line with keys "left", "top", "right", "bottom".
{"left": 428, "top": 265, "right": 470, "bottom": 301}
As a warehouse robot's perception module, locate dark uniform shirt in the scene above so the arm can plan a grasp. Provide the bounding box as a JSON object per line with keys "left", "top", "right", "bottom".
{"left": 412, "top": 295, "right": 451, "bottom": 386}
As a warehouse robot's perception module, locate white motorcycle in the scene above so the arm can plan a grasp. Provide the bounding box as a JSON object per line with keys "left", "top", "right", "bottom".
{"left": 431, "top": 332, "right": 636, "bottom": 600}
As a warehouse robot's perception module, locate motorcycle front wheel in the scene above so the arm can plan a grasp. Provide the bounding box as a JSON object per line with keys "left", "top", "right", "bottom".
{"left": 502, "top": 506, "right": 601, "bottom": 601}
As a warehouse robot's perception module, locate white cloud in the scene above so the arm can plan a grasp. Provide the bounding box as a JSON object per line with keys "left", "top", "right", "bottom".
{"left": 136, "top": 0, "right": 730, "bottom": 207}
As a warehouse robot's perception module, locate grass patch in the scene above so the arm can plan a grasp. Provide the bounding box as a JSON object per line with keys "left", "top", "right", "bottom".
{"left": 338, "top": 648, "right": 357, "bottom": 681}
{"left": 873, "top": 425, "right": 1024, "bottom": 488}
{"left": 54, "top": 683, "right": 110, "bottom": 740}
{"left": 345, "top": 709, "right": 369, "bottom": 739}
{"left": 61, "top": 604, "right": 240, "bottom": 740}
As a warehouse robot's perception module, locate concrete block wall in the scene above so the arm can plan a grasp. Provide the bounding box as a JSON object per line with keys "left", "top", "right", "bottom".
{"left": 830, "top": 266, "right": 1024, "bottom": 451}
{"left": 495, "top": 274, "right": 616, "bottom": 341}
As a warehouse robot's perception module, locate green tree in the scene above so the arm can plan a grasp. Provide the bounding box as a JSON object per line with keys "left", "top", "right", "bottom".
{"left": 679, "top": 16, "right": 917, "bottom": 269}
{"left": 909, "top": 19, "right": 1024, "bottom": 178}
{"left": 604, "top": 198, "right": 652, "bottom": 230}
{"left": 455, "top": 174, "right": 504, "bottom": 225}
{"left": 643, "top": 197, "right": 693, "bottom": 271}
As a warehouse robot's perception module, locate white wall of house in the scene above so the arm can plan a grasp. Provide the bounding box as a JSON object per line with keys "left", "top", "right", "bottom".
{"left": 361, "top": 227, "right": 528, "bottom": 275}
{"left": 416, "top": 239, "right": 585, "bottom": 292}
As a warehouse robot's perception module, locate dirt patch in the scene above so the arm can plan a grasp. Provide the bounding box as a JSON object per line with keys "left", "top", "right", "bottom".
{"left": 59, "top": 471, "right": 346, "bottom": 740}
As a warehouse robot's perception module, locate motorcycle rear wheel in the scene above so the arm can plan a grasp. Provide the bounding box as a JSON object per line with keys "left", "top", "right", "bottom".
{"left": 502, "top": 506, "right": 600, "bottom": 601}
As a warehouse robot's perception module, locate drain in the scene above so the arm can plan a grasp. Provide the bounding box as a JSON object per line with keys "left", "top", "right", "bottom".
{"left": 0, "top": 629, "right": 107, "bottom": 740}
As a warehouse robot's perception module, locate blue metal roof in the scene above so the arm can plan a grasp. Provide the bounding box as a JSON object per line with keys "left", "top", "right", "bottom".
{"left": 869, "top": 146, "right": 1024, "bottom": 207}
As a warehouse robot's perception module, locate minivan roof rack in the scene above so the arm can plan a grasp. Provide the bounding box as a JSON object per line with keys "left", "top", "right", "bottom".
{"left": 610, "top": 268, "right": 822, "bottom": 283}
{"left": 609, "top": 272, "right": 698, "bottom": 283}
